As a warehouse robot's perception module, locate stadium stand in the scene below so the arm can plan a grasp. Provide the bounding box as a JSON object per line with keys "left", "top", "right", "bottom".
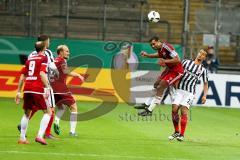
{"left": 0, "top": 0, "right": 239, "bottom": 68}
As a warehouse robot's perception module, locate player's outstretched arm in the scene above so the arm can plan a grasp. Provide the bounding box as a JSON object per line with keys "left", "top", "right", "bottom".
{"left": 69, "top": 72, "right": 85, "bottom": 82}
{"left": 62, "top": 65, "right": 84, "bottom": 81}
{"left": 141, "top": 51, "right": 159, "bottom": 58}
{"left": 201, "top": 82, "right": 208, "bottom": 104}
{"left": 15, "top": 74, "right": 25, "bottom": 104}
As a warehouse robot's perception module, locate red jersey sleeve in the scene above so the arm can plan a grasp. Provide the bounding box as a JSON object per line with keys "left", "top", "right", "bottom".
{"left": 20, "top": 66, "right": 27, "bottom": 75}
{"left": 57, "top": 58, "right": 67, "bottom": 73}
{"left": 162, "top": 43, "right": 178, "bottom": 58}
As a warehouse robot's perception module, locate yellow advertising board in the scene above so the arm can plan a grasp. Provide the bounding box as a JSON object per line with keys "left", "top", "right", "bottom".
{"left": 0, "top": 64, "right": 130, "bottom": 103}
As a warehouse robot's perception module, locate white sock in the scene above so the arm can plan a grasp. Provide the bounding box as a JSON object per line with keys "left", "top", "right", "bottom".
{"left": 37, "top": 114, "right": 51, "bottom": 138}
{"left": 70, "top": 112, "right": 77, "bottom": 134}
{"left": 20, "top": 114, "right": 29, "bottom": 141}
{"left": 145, "top": 97, "right": 154, "bottom": 106}
{"left": 55, "top": 109, "right": 65, "bottom": 125}
{"left": 148, "top": 96, "right": 162, "bottom": 111}
{"left": 145, "top": 88, "right": 157, "bottom": 105}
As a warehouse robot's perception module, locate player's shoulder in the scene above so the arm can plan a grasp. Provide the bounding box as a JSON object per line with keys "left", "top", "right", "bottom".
{"left": 28, "top": 50, "right": 37, "bottom": 58}
{"left": 44, "top": 49, "right": 53, "bottom": 56}
{"left": 162, "top": 41, "right": 174, "bottom": 49}
{"left": 181, "top": 58, "right": 192, "bottom": 63}
{"left": 55, "top": 57, "right": 65, "bottom": 63}
{"left": 35, "top": 53, "right": 48, "bottom": 60}
{"left": 45, "top": 49, "right": 53, "bottom": 53}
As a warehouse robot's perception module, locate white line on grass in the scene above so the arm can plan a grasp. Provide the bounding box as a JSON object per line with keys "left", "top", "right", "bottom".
{"left": 0, "top": 150, "right": 189, "bottom": 160}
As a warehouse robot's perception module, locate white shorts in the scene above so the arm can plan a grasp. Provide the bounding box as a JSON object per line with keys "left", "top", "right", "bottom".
{"left": 44, "top": 88, "right": 55, "bottom": 108}
{"left": 172, "top": 89, "right": 194, "bottom": 109}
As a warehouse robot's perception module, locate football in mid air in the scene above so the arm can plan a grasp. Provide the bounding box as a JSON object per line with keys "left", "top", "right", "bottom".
{"left": 148, "top": 10, "right": 160, "bottom": 23}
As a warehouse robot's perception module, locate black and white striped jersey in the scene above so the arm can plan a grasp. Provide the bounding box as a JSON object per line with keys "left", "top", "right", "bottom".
{"left": 178, "top": 59, "right": 208, "bottom": 94}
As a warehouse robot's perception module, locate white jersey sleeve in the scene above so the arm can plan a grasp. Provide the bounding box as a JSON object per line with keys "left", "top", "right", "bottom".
{"left": 44, "top": 49, "right": 59, "bottom": 78}
{"left": 45, "top": 49, "right": 56, "bottom": 68}
{"left": 162, "top": 43, "right": 178, "bottom": 58}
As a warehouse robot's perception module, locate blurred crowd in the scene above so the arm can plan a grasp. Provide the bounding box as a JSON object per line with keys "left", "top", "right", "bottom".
{"left": 202, "top": 46, "right": 219, "bottom": 73}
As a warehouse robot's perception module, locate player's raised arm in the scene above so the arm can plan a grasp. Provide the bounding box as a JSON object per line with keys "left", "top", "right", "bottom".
{"left": 141, "top": 51, "right": 159, "bottom": 58}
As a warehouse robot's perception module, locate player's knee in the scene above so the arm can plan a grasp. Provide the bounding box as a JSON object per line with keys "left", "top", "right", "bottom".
{"left": 160, "top": 80, "right": 168, "bottom": 87}
{"left": 43, "top": 108, "right": 52, "bottom": 115}
{"left": 25, "top": 110, "right": 31, "bottom": 117}
{"left": 70, "top": 104, "right": 77, "bottom": 112}
{"left": 154, "top": 81, "right": 159, "bottom": 88}
{"left": 181, "top": 107, "right": 188, "bottom": 115}
{"left": 172, "top": 105, "right": 179, "bottom": 113}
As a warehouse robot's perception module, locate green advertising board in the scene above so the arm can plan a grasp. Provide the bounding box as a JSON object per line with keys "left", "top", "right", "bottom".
{"left": 0, "top": 36, "right": 182, "bottom": 70}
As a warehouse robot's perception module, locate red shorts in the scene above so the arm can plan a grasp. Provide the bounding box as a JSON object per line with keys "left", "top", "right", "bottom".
{"left": 54, "top": 93, "right": 75, "bottom": 107}
{"left": 23, "top": 93, "right": 48, "bottom": 110}
{"left": 158, "top": 70, "right": 183, "bottom": 85}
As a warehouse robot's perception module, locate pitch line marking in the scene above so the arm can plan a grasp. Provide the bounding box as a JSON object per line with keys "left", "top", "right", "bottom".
{"left": 0, "top": 150, "right": 189, "bottom": 160}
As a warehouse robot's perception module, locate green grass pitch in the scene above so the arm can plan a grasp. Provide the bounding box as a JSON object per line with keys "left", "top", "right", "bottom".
{"left": 0, "top": 98, "right": 239, "bottom": 160}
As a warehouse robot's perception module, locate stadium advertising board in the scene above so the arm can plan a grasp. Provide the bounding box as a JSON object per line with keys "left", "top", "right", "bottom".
{"left": 130, "top": 71, "right": 240, "bottom": 108}
{"left": 0, "top": 64, "right": 129, "bottom": 103}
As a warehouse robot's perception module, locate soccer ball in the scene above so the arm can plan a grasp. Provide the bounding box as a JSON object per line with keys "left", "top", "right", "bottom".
{"left": 148, "top": 11, "right": 160, "bottom": 23}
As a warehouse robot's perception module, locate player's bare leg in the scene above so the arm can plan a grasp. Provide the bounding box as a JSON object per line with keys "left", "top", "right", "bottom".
{"left": 35, "top": 108, "right": 51, "bottom": 145}
{"left": 18, "top": 109, "right": 31, "bottom": 144}
{"left": 168, "top": 104, "right": 180, "bottom": 140}
{"left": 69, "top": 103, "right": 78, "bottom": 136}
{"left": 138, "top": 80, "right": 168, "bottom": 116}
{"left": 177, "top": 106, "right": 188, "bottom": 142}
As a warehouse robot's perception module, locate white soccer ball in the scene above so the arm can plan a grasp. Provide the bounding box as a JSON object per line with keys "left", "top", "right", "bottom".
{"left": 148, "top": 11, "right": 160, "bottom": 23}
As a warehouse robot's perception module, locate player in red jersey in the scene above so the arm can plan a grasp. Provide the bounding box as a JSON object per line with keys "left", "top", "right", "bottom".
{"left": 50, "top": 45, "right": 84, "bottom": 136}
{"left": 15, "top": 41, "right": 51, "bottom": 145}
{"left": 17, "top": 34, "right": 57, "bottom": 139}
{"left": 138, "top": 36, "right": 184, "bottom": 116}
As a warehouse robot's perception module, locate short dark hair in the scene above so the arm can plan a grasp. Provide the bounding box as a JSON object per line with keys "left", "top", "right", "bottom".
{"left": 37, "top": 34, "right": 49, "bottom": 41}
{"left": 35, "top": 41, "right": 45, "bottom": 52}
{"left": 149, "top": 36, "right": 160, "bottom": 42}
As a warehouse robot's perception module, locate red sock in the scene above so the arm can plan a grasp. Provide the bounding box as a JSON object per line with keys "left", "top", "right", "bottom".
{"left": 172, "top": 111, "right": 179, "bottom": 133}
{"left": 45, "top": 110, "right": 54, "bottom": 136}
{"left": 29, "top": 106, "right": 38, "bottom": 120}
{"left": 180, "top": 114, "right": 188, "bottom": 136}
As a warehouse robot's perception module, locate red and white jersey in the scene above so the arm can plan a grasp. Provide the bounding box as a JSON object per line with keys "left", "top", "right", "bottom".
{"left": 21, "top": 53, "right": 48, "bottom": 94}
{"left": 28, "top": 49, "right": 57, "bottom": 78}
{"left": 50, "top": 57, "right": 70, "bottom": 94}
{"left": 158, "top": 42, "right": 183, "bottom": 73}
